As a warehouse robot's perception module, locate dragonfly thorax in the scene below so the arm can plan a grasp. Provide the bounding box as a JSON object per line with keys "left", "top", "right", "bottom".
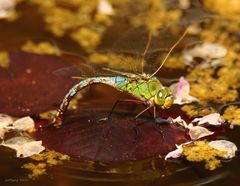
{"left": 121, "top": 76, "right": 173, "bottom": 109}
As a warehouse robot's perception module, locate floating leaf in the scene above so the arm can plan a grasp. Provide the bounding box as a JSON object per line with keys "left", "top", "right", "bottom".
{"left": 0, "top": 51, "right": 78, "bottom": 116}
{"left": 33, "top": 109, "right": 189, "bottom": 163}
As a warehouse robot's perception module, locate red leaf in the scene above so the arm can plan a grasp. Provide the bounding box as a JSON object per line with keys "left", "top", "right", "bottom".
{"left": 34, "top": 109, "right": 189, "bottom": 163}
{"left": 0, "top": 51, "right": 78, "bottom": 116}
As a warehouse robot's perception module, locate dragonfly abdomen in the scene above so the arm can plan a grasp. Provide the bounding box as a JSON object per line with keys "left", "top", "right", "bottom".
{"left": 53, "top": 76, "right": 126, "bottom": 126}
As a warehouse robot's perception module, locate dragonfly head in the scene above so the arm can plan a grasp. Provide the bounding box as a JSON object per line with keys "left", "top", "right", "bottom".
{"left": 154, "top": 87, "right": 174, "bottom": 109}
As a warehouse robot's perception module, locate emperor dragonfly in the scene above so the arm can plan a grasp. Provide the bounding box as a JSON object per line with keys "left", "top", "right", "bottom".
{"left": 53, "top": 28, "right": 188, "bottom": 127}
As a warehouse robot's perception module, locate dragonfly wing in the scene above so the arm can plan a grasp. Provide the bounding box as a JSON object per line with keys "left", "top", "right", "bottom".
{"left": 54, "top": 25, "right": 187, "bottom": 78}
{"left": 99, "top": 26, "right": 187, "bottom": 75}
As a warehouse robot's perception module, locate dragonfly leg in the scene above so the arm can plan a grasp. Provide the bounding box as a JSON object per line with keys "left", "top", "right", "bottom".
{"left": 108, "top": 99, "right": 146, "bottom": 119}
{"left": 153, "top": 106, "right": 171, "bottom": 139}
{"left": 135, "top": 105, "right": 153, "bottom": 119}
{"left": 132, "top": 120, "right": 146, "bottom": 141}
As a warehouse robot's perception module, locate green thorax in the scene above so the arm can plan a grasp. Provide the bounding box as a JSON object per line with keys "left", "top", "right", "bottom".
{"left": 115, "top": 75, "right": 163, "bottom": 101}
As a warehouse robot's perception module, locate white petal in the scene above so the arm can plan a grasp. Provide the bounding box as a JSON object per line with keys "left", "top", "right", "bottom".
{"left": 165, "top": 146, "right": 183, "bottom": 160}
{"left": 1, "top": 136, "right": 45, "bottom": 158}
{"left": 192, "top": 113, "right": 225, "bottom": 126}
{"left": 183, "top": 43, "right": 227, "bottom": 68}
{"left": 188, "top": 126, "right": 214, "bottom": 140}
{"left": 0, "top": 114, "right": 13, "bottom": 128}
{"left": 170, "top": 77, "right": 199, "bottom": 105}
{"left": 0, "top": 127, "right": 5, "bottom": 139}
{"left": 0, "top": 0, "right": 16, "bottom": 18}
{"left": 12, "top": 116, "right": 35, "bottom": 131}
{"left": 20, "top": 141, "right": 45, "bottom": 158}
{"left": 171, "top": 116, "right": 188, "bottom": 128}
{"left": 98, "top": 0, "right": 114, "bottom": 15}
{"left": 165, "top": 142, "right": 192, "bottom": 160}
{"left": 209, "top": 140, "right": 237, "bottom": 159}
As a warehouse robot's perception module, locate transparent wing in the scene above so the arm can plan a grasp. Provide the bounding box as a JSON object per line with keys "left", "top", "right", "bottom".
{"left": 98, "top": 25, "right": 187, "bottom": 75}
{"left": 53, "top": 52, "right": 131, "bottom": 78}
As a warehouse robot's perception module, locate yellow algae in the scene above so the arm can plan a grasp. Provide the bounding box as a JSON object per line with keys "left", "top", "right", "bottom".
{"left": 27, "top": 0, "right": 114, "bottom": 52}
{"left": 186, "top": 67, "right": 238, "bottom": 104}
{"left": 0, "top": 51, "right": 10, "bottom": 69}
{"left": 70, "top": 27, "right": 101, "bottom": 52}
{"left": 94, "top": 13, "right": 113, "bottom": 26}
{"left": 190, "top": 79, "right": 238, "bottom": 104}
{"left": 217, "top": 64, "right": 240, "bottom": 90}
{"left": 163, "top": 55, "right": 185, "bottom": 69}
{"left": 130, "top": 0, "right": 182, "bottom": 31}
{"left": 21, "top": 41, "right": 60, "bottom": 55}
{"left": 200, "top": 19, "right": 240, "bottom": 51}
{"left": 39, "top": 110, "right": 57, "bottom": 120}
{"left": 22, "top": 150, "right": 70, "bottom": 179}
{"left": 182, "top": 141, "right": 227, "bottom": 170}
{"left": 203, "top": 0, "right": 240, "bottom": 21}
{"left": 181, "top": 104, "right": 216, "bottom": 118}
{"left": 22, "top": 163, "right": 47, "bottom": 179}
{"left": 43, "top": 7, "right": 82, "bottom": 37}
{"left": 222, "top": 106, "right": 240, "bottom": 126}
{"left": 89, "top": 53, "right": 144, "bottom": 72}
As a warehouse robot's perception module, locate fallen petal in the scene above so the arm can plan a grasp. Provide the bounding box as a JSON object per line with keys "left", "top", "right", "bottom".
{"left": 165, "top": 142, "right": 192, "bottom": 160}
{"left": 0, "top": 114, "right": 13, "bottom": 139}
{"left": 170, "top": 77, "right": 199, "bottom": 105}
{"left": 165, "top": 145, "right": 183, "bottom": 160}
{"left": 12, "top": 116, "right": 35, "bottom": 131}
{"left": 0, "top": 114, "right": 13, "bottom": 128}
{"left": 188, "top": 125, "right": 214, "bottom": 140}
{"left": 183, "top": 43, "right": 227, "bottom": 68}
{"left": 1, "top": 136, "right": 45, "bottom": 158}
{"left": 209, "top": 140, "right": 237, "bottom": 159}
{"left": 171, "top": 116, "right": 188, "bottom": 128}
{"left": 0, "top": 0, "right": 17, "bottom": 19}
{"left": 192, "top": 113, "right": 225, "bottom": 126}
{"left": 98, "top": 0, "right": 114, "bottom": 15}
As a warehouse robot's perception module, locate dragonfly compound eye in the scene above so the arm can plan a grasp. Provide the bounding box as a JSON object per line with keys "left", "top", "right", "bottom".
{"left": 154, "top": 87, "right": 174, "bottom": 109}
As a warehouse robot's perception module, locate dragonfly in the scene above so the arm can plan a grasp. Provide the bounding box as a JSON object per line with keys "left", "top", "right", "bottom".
{"left": 52, "top": 27, "right": 188, "bottom": 127}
